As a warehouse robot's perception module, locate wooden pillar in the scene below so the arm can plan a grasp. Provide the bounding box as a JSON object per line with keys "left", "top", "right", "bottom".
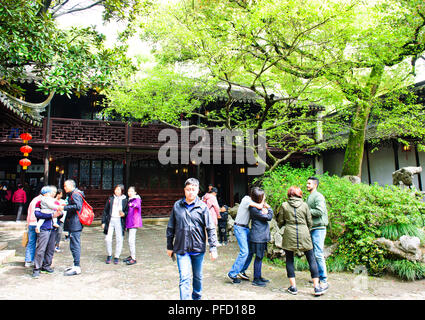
{"left": 44, "top": 148, "right": 50, "bottom": 184}
{"left": 229, "top": 166, "right": 234, "bottom": 207}
{"left": 414, "top": 145, "right": 423, "bottom": 191}
{"left": 125, "top": 150, "right": 131, "bottom": 188}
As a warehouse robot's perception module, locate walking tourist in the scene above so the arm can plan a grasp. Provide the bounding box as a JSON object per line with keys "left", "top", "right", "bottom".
{"left": 227, "top": 187, "right": 264, "bottom": 283}
{"left": 123, "top": 186, "right": 142, "bottom": 265}
{"left": 278, "top": 186, "right": 324, "bottom": 296}
{"left": 166, "top": 177, "right": 218, "bottom": 300}
{"left": 62, "top": 179, "right": 84, "bottom": 276}
{"left": 102, "top": 184, "right": 128, "bottom": 264}
{"left": 307, "top": 176, "right": 329, "bottom": 291}
{"left": 12, "top": 183, "right": 26, "bottom": 221}
{"left": 248, "top": 188, "right": 273, "bottom": 287}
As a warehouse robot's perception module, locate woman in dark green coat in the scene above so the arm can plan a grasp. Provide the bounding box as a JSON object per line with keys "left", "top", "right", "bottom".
{"left": 277, "top": 186, "right": 324, "bottom": 296}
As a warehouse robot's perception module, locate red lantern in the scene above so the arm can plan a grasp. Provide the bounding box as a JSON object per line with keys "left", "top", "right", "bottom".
{"left": 20, "top": 132, "right": 33, "bottom": 144}
{"left": 20, "top": 145, "right": 33, "bottom": 157}
{"left": 19, "top": 158, "right": 31, "bottom": 170}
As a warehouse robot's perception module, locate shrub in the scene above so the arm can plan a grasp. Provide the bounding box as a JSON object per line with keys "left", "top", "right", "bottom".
{"left": 256, "top": 164, "right": 425, "bottom": 279}
{"left": 384, "top": 259, "right": 425, "bottom": 281}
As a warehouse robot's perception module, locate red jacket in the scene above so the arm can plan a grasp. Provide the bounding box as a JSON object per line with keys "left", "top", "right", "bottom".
{"left": 12, "top": 189, "right": 27, "bottom": 204}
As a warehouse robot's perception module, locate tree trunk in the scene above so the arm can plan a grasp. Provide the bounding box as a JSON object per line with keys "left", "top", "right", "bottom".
{"left": 341, "top": 65, "right": 384, "bottom": 177}
{"left": 341, "top": 101, "right": 371, "bottom": 177}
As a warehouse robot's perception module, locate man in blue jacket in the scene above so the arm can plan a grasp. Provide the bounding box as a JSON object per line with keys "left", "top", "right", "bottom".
{"left": 62, "top": 179, "right": 84, "bottom": 276}
{"left": 32, "top": 186, "right": 62, "bottom": 278}
{"left": 166, "top": 178, "right": 218, "bottom": 300}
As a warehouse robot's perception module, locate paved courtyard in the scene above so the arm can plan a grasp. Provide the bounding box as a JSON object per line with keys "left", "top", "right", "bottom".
{"left": 0, "top": 222, "right": 425, "bottom": 300}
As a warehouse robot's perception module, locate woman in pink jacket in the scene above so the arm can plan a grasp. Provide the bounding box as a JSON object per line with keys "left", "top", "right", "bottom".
{"left": 202, "top": 187, "right": 221, "bottom": 227}
{"left": 12, "top": 184, "right": 27, "bottom": 221}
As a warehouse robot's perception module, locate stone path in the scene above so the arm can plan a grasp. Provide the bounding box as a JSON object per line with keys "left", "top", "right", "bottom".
{"left": 0, "top": 223, "right": 424, "bottom": 300}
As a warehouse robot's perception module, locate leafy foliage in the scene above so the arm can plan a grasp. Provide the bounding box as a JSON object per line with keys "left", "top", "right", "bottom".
{"left": 0, "top": 0, "right": 138, "bottom": 97}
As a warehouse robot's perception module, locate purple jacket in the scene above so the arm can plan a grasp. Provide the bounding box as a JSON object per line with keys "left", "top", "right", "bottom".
{"left": 126, "top": 195, "right": 142, "bottom": 229}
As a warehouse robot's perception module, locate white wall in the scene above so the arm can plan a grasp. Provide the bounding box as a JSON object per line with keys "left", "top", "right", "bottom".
{"left": 367, "top": 145, "right": 395, "bottom": 187}
{"left": 323, "top": 149, "right": 369, "bottom": 183}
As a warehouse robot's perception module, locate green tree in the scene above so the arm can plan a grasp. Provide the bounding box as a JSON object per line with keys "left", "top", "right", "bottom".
{"left": 105, "top": 0, "right": 425, "bottom": 177}
{"left": 0, "top": 0, "right": 146, "bottom": 99}
{"left": 105, "top": 0, "right": 350, "bottom": 172}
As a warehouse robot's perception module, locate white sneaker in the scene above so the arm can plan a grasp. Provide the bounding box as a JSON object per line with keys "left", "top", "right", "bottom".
{"left": 24, "top": 261, "right": 34, "bottom": 268}
{"left": 64, "top": 266, "right": 81, "bottom": 276}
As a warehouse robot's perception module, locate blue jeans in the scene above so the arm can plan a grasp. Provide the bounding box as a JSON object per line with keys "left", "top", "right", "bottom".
{"left": 228, "top": 225, "right": 253, "bottom": 277}
{"left": 69, "top": 231, "right": 81, "bottom": 267}
{"left": 25, "top": 225, "right": 37, "bottom": 263}
{"left": 311, "top": 229, "right": 327, "bottom": 282}
{"left": 176, "top": 252, "right": 205, "bottom": 300}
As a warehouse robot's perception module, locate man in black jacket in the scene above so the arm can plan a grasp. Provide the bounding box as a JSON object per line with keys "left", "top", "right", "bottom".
{"left": 166, "top": 178, "right": 218, "bottom": 300}
{"left": 62, "top": 179, "right": 84, "bottom": 276}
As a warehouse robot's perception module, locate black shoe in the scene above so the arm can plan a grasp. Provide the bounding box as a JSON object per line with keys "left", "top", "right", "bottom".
{"left": 314, "top": 286, "right": 325, "bottom": 296}
{"left": 32, "top": 269, "right": 40, "bottom": 279}
{"left": 113, "top": 257, "right": 119, "bottom": 265}
{"left": 252, "top": 279, "right": 266, "bottom": 287}
{"left": 105, "top": 256, "right": 112, "bottom": 264}
{"left": 287, "top": 286, "right": 298, "bottom": 295}
{"left": 126, "top": 258, "right": 137, "bottom": 265}
{"left": 123, "top": 256, "right": 132, "bottom": 263}
{"left": 237, "top": 272, "right": 250, "bottom": 281}
{"left": 259, "top": 277, "right": 270, "bottom": 283}
{"left": 41, "top": 267, "right": 54, "bottom": 274}
{"left": 227, "top": 273, "right": 241, "bottom": 284}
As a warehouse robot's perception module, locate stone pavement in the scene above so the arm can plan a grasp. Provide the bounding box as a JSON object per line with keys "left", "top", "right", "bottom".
{"left": 0, "top": 222, "right": 425, "bottom": 300}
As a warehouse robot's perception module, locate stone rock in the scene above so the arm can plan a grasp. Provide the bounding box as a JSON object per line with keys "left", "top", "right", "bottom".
{"left": 399, "top": 235, "right": 421, "bottom": 253}
{"left": 374, "top": 237, "right": 424, "bottom": 263}
{"left": 393, "top": 166, "right": 422, "bottom": 188}
{"left": 343, "top": 175, "right": 361, "bottom": 184}
{"left": 228, "top": 204, "right": 239, "bottom": 219}
{"left": 274, "top": 232, "right": 283, "bottom": 249}
{"left": 324, "top": 243, "right": 338, "bottom": 259}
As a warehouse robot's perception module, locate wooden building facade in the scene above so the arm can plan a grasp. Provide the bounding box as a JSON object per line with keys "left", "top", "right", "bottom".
{"left": 1, "top": 85, "right": 314, "bottom": 219}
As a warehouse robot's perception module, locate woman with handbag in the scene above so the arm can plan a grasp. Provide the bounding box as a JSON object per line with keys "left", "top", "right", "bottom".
{"left": 277, "top": 186, "right": 325, "bottom": 296}
{"left": 123, "top": 186, "right": 142, "bottom": 265}
{"left": 102, "top": 184, "right": 128, "bottom": 264}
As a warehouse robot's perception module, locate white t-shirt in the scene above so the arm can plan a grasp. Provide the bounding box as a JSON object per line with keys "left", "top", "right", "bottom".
{"left": 234, "top": 195, "right": 254, "bottom": 226}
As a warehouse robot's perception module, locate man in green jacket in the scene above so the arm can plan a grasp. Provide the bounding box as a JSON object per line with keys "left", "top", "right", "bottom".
{"left": 306, "top": 176, "right": 329, "bottom": 291}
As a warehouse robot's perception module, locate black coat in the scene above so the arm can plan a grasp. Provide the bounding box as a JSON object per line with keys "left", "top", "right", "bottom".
{"left": 166, "top": 197, "right": 218, "bottom": 255}
{"left": 102, "top": 196, "right": 128, "bottom": 235}
{"left": 249, "top": 207, "right": 273, "bottom": 243}
{"left": 63, "top": 189, "right": 84, "bottom": 232}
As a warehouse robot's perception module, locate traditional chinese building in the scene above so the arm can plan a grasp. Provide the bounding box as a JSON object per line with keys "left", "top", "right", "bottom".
{"left": 0, "top": 82, "right": 316, "bottom": 218}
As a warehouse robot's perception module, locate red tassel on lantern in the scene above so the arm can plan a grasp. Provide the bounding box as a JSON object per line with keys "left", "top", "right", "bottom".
{"left": 19, "top": 158, "right": 31, "bottom": 170}
{"left": 20, "top": 145, "right": 33, "bottom": 157}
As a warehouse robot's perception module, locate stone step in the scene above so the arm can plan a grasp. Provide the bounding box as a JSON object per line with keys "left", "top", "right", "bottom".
{"left": 0, "top": 221, "right": 27, "bottom": 231}
{"left": 0, "top": 250, "right": 15, "bottom": 265}
{"left": 0, "top": 242, "right": 7, "bottom": 250}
